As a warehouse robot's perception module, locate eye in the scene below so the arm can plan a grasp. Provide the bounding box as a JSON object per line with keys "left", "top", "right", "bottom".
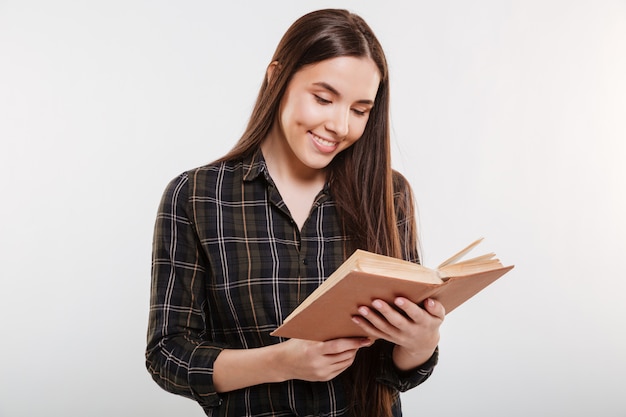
{"left": 351, "top": 108, "right": 368, "bottom": 117}
{"left": 313, "top": 94, "right": 332, "bottom": 105}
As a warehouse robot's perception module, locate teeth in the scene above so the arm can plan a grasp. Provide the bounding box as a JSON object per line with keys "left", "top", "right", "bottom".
{"left": 312, "top": 133, "right": 336, "bottom": 147}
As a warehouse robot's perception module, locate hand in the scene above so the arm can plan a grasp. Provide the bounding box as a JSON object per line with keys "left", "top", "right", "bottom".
{"left": 277, "top": 337, "right": 373, "bottom": 382}
{"left": 351, "top": 297, "right": 444, "bottom": 371}
{"left": 213, "top": 336, "right": 372, "bottom": 392}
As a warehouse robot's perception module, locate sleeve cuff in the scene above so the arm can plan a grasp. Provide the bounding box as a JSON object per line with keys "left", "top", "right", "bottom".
{"left": 187, "top": 343, "right": 226, "bottom": 410}
{"left": 376, "top": 343, "right": 439, "bottom": 392}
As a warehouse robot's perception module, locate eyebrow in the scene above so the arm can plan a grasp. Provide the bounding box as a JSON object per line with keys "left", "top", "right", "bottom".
{"left": 313, "top": 82, "right": 375, "bottom": 105}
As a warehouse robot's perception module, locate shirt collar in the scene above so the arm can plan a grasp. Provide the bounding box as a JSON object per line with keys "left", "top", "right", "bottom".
{"left": 241, "top": 148, "right": 331, "bottom": 202}
{"left": 242, "top": 149, "right": 271, "bottom": 183}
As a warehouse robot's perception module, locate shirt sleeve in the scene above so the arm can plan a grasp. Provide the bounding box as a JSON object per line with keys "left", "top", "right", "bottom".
{"left": 145, "top": 172, "right": 225, "bottom": 412}
{"left": 377, "top": 342, "right": 439, "bottom": 392}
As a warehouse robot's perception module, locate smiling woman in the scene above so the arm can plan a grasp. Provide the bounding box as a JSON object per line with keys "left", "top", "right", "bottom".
{"left": 2, "top": 1, "right": 626, "bottom": 416}
{"left": 268, "top": 56, "right": 379, "bottom": 165}
{"left": 146, "top": 8, "right": 443, "bottom": 417}
{"left": 261, "top": 56, "right": 380, "bottom": 228}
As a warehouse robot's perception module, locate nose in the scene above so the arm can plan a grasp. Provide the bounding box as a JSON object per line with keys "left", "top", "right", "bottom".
{"left": 326, "top": 107, "right": 350, "bottom": 139}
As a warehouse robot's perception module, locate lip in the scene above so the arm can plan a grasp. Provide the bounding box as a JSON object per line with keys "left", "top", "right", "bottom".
{"left": 309, "top": 131, "right": 339, "bottom": 153}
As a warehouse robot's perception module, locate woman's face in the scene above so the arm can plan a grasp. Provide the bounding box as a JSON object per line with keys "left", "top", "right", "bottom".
{"left": 271, "top": 56, "right": 381, "bottom": 175}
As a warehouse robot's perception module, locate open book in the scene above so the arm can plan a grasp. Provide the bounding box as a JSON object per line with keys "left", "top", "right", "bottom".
{"left": 271, "top": 238, "right": 514, "bottom": 341}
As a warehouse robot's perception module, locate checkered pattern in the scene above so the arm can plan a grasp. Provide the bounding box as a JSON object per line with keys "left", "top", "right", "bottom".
{"left": 146, "top": 150, "right": 437, "bottom": 416}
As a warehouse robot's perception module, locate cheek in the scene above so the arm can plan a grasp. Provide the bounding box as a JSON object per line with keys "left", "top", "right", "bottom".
{"left": 299, "top": 100, "right": 327, "bottom": 126}
{"left": 283, "top": 96, "right": 322, "bottom": 128}
{"left": 347, "top": 117, "right": 370, "bottom": 142}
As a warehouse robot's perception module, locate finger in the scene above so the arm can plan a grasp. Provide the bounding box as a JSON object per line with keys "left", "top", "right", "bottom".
{"left": 319, "top": 337, "right": 371, "bottom": 356}
{"left": 323, "top": 348, "right": 356, "bottom": 364}
{"left": 313, "top": 355, "right": 357, "bottom": 382}
{"left": 423, "top": 298, "right": 446, "bottom": 320}
{"left": 351, "top": 314, "right": 388, "bottom": 340}
{"left": 370, "top": 299, "right": 412, "bottom": 329}
{"left": 325, "top": 357, "right": 357, "bottom": 380}
{"left": 392, "top": 297, "right": 425, "bottom": 320}
{"left": 355, "top": 303, "right": 402, "bottom": 336}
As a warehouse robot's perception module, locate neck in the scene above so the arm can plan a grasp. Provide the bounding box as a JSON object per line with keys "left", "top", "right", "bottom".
{"left": 260, "top": 126, "right": 327, "bottom": 230}
{"left": 260, "top": 125, "right": 327, "bottom": 188}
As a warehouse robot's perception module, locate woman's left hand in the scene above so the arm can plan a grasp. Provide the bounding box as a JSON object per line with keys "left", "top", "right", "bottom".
{"left": 351, "top": 297, "right": 445, "bottom": 371}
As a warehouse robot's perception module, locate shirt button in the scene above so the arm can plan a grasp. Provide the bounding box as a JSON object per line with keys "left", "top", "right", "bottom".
{"left": 301, "top": 257, "right": 308, "bottom": 265}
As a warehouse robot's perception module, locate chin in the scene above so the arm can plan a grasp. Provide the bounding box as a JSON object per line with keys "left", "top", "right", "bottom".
{"left": 298, "top": 158, "right": 331, "bottom": 173}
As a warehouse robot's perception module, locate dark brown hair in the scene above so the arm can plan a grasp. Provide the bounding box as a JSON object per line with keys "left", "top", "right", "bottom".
{"left": 218, "top": 9, "right": 417, "bottom": 417}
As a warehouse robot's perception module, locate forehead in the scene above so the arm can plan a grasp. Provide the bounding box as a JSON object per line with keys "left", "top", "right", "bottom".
{"left": 291, "top": 56, "right": 381, "bottom": 100}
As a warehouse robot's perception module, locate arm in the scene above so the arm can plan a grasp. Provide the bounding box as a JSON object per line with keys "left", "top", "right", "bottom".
{"left": 146, "top": 173, "right": 224, "bottom": 407}
{"left": 213, "top": 337, "right": 373, "bottom": 392}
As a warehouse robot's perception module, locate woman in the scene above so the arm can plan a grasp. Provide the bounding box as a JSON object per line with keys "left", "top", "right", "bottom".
{"left": 146, "top": 8, "right": 444, "bottom": 417}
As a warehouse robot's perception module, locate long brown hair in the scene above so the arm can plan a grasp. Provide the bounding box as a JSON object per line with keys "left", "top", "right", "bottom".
{"left": 218, "top": 9, "right": 415, "bottom": 417}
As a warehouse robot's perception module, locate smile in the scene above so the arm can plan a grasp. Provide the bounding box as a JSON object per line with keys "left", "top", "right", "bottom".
{"left": 310, "top": 132, "right": 338, "bottom": 150}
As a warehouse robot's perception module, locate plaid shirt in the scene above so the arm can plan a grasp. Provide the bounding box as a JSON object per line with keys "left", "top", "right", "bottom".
{"left": 146, "top": 150, "right": 438, "bottom": 416}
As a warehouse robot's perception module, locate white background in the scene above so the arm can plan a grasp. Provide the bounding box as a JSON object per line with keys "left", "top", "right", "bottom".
{"left": 1, "top": 1, "right": 625, "bottom": 416}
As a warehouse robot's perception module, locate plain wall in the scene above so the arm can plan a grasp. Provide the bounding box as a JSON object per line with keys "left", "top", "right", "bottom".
{"left": 1, "top": 1, "right": 625, "bottom": 416}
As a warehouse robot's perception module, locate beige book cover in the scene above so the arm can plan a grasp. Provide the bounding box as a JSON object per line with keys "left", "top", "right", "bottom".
{"left": 271, "top": 239, "right": 514, "bottom": 341}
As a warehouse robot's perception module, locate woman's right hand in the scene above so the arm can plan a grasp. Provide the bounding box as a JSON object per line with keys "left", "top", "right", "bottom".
{"left": 213, "top": 337, "right": 372, "bottom": 392}
{"left": 277, "top": 337, "right": 373, "bottom": 382}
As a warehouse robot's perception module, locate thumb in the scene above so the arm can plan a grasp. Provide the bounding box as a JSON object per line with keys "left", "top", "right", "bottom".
{"left": 424, "top": 298, "right": 446, "bottom": 320}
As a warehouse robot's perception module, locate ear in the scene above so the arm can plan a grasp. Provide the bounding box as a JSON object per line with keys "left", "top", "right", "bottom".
{"left": 266, "top": 61, "right": 280, "bottom": 84}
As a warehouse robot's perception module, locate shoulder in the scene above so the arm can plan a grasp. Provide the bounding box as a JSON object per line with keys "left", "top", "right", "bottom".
{"left": 164, "top": 154, "right": 269, "bottom": 206}
{"left": 391, "top": 170, "right": 420, "bottom": 263}
{"left": 160, "top": 151, "right": 266, "bottom": 205}
{"left": 187, "top": 152, "right": 267, "bottom": 188}
{"left": 158, "top": 161, "right": 223, "bottom": 205}
{"left": 391, "top": 170, "right": 417, "bottom": 220}
{"left": 160, "top": 171, "right": 189, "bottom": 203}
{"left": 187, "top": 159, "right": 237, "bottom": 180}
{"left": 391, "top": 170, "right": 414, "bottom": 199}
{"left": 168, "top": 159, "right": 243, "bottom": 197}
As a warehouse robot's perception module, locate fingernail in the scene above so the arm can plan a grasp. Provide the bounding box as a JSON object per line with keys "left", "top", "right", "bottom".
{"left": 372, "top": 300, "right": 383, "bottom": 309}
{"left": 427, "top": 299, "right": 435, "bottom": 307}
{"left": 358, "top": 306, "right": 368, "bottom": 316}
{"left": 352, "top": 316, "right": 361, "bottom": 325}
{"left": 395, "top": 298, "right": 405, "bottom": 306}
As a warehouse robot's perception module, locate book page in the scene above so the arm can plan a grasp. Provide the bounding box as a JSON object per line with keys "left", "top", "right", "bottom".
{"left": 437, "top": 237, "right": 484, "bottom": 269}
